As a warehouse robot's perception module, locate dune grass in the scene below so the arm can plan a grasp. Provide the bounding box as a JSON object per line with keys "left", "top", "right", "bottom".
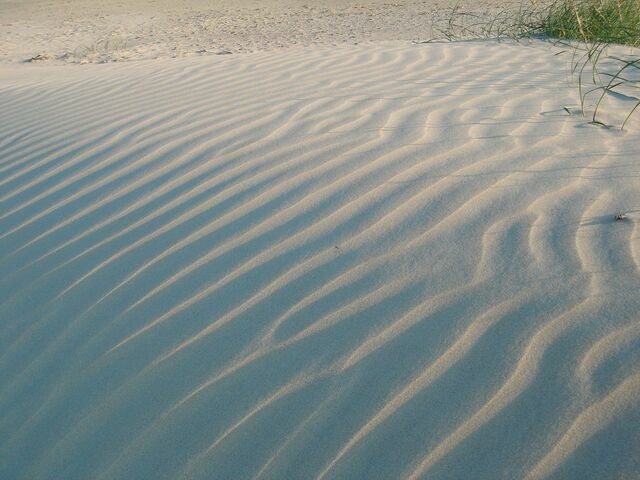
{"left": 543, "top": 0, "right": 640, "bottom": 46}
{"left": 430, "top": 0, "right": 639, "bottom": 129}
{"left": 428, "top": 2, "right": 547, "bottom": 41}
{"left": 542, "top": 0, "right": 640, "bottom": 129}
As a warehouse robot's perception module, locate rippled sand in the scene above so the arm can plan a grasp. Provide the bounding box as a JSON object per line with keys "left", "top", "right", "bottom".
{"left": 1, "top": 2, "right": 640, "bottom": 479}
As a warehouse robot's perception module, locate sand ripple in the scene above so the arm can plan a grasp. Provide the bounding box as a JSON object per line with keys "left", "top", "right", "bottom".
{"left": 1, "top": 41, "right": 639, "bottom": 479}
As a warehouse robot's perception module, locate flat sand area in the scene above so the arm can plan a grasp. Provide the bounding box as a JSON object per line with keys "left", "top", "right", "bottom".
{"left": 1, "top": 2, "right": 639, "bottom": 480}
{"left": 1, "top": 0, "right": 534, "bottom": 63}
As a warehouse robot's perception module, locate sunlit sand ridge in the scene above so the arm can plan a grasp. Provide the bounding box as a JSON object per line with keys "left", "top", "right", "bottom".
{"left": 1, "top": 33, "right": 639, "bottom": 480}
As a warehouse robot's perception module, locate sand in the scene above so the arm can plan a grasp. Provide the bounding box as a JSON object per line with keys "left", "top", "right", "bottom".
{"left": 1, "top": 1, "right": 640, "bottom": 479}
{"left": 1, "top": 0, "right": 536, "bottom": 63}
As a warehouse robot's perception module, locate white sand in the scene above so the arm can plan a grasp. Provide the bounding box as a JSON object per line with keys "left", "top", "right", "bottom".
{"left": 1, "top": 0, "right": 533, "bottom": 63}
{"left": 1, "top": 1, "right": 640, "bottom": 479}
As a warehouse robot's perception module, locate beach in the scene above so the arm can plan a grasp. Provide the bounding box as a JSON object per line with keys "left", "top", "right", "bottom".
{"left": 1, "top": 1, "right": 639, "bottom": 479}
{"left": 1, "top": 0, "right": 535, "bottom": 63}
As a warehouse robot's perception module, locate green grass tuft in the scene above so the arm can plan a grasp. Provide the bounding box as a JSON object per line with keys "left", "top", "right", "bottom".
{"left": 542, "top": 0, "right": 640, "bottom": 129}
{"left": 429, "top": 0, "right": 640, "bottom": 129}
{"left": 543, "top": 0, "right": 640, "bottom": 47}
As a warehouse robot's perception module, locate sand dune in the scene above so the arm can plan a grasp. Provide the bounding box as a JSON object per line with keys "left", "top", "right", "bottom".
{"left": 1, "top": 38, "right": 639, "bottom": 479}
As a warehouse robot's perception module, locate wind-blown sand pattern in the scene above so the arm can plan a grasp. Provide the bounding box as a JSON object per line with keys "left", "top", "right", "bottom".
{"left": 1, "top": 38, "right": 639, "bottom": 479}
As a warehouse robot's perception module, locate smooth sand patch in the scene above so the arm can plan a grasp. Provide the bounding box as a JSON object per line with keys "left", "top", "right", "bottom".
{"left": 1, "top": 0, "right": 535, "bottom": 63}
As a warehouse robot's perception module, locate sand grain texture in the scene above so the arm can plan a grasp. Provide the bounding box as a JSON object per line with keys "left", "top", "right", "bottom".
{"left": 1, "top": 37, "right": 640, "bottom": 480}
{"left": 0, "top": 0, "right": 534, "bottom": 63}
